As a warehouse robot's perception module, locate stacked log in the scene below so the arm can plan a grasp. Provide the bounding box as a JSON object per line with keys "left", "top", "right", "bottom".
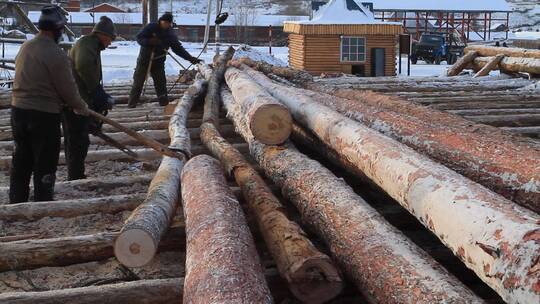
{"left": 219, "top": 88, "right": 483, "bottom": 303}
{"left": 181, "top": 155, "right": 273, "bottom": 303}
{"left": 238, "top": 62, "right": 540, "bottom": 214}
{"left": 114, "top": 79, "right": 206, "bottom": 268}
{"left": 235, "top": 68, "right": 540, "bottom": 303}
{"left": 447, "top": 51, "right": 478, "bottom": 76}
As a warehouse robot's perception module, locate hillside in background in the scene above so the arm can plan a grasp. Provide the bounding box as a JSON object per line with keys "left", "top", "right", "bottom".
{"left": 80, "top": 0, "right": 539, "bottom": 30}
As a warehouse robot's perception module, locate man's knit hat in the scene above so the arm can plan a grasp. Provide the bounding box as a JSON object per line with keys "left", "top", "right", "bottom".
{"left": 92, "top": 16, "right": 117, "bottom": 39}
{"left": 38, "top": 5, "right": 67, "bottom": 31}
{"left": 159, "top": 12, "right": 174, "bottom": 23}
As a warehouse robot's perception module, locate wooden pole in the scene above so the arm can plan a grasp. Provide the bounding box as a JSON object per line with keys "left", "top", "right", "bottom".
{"left": 472, "top": 56, "right": 540, "bottom": 75}
{"left": 465, "top": 45, "right": 540, "bottom": 59}
{"left": 219, "top": 88, "right": 483, "bottom": 303}
{"left": 447, "top": 51, "right": 478, "bottom": 76}
{"left": 224, "top": 66, "right": 292, "bottom": 145}
{"left": 473, "top": 54, "right": 505, "bottom": 78}
{"left": 88, "top": 110, "right": 184, "bottom": 160}
{"left": 181, "top": 155, "right": 272, "bottom": 303}
{"left": 114, "top": 80, "right": 206, "bottom": 268}
{"left": 241, "top": 69, "right": 540, "bottom": 303}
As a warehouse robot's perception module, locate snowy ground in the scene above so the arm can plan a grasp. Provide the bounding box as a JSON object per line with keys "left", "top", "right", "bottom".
{"left": 2, "top": 40, "right": 492, "bottom": 83}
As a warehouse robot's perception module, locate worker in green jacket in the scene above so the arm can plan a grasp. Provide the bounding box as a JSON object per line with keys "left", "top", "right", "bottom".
{"left": 63, "top": 16, "right": 116, "bottom": 180}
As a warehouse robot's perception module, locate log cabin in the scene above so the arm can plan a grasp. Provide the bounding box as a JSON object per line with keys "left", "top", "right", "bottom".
{"left": 284, "top": 0, "right": 402, "bottom": 76}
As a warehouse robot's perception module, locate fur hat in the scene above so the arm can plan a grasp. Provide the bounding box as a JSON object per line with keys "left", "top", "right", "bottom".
{"left": 92, "top": 16, "right": 117, "bottom": 39}
{"left": 159, "top": 12, "right": 174, "bottom": 23}
{"left": 38, "top": 5, "right": 67, "bottom": 31}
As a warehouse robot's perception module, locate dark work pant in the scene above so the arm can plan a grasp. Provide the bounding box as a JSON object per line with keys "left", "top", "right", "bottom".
{"left": 61, "top": 109, "right": 90, "bottom": 180}
{"left": 9, "top": 107, "right": 61, "bottom": 203}
{"left": 128, "top": 47, "right": 168, "bottom": 106}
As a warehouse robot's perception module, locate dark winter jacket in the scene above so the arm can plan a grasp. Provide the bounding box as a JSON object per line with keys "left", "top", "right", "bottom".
{"left": 12, "top": 33, "right": 88, "bottom": 114}
{"left": 70, "top": 33, "right": 102, "bottom": 108}
{"left": 136, "top": 22, "right": 197, "bottom": 62}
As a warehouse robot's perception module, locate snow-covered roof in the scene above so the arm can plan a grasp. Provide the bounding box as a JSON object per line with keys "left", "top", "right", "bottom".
{"left": 28, "top": 11, "right": 309, "bottom": 27}
{"left": 369, "top": 0, "right": 511, "bottom": 12}
{"left": 290, "top": 0, "right": 396, "bottom": 25}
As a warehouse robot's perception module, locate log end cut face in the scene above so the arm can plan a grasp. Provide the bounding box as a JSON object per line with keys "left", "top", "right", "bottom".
{"left": 250, "top": 103, "right": 293, "bottom": 145}
{"left": 114, "top": 228, "right": 157, "bottom": 268}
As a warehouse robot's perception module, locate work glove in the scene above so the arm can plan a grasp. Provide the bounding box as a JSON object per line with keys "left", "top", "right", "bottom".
{"left": 190, "top": 58, "right": 203, "bottom": 64}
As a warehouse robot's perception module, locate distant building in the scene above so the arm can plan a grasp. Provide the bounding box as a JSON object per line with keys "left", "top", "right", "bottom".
{"left": 286, "top": 0, "right": 401, "bottom": 76}
{"left": 84, "top": 3, "right": 126, "bottom": 13}
{"left": 66, "top": 0, "right": 81, "bottom": 12}
{"left": 28, "top": 11, "right": 308, "bottom": 45}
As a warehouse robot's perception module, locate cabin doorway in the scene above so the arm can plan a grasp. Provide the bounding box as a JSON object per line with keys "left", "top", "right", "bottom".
{"left": 372, "top": 48, "right": 385, "bottom": 77}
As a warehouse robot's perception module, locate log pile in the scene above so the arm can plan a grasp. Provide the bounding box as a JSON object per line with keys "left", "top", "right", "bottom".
{"left": 2, "top": 50, "right": 540, "bottom": 304}
{"left": 447, "top": 45, "right": 540, "bottom": 77}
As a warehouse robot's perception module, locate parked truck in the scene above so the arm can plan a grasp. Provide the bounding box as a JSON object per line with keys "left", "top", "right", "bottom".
{"left": 411, "top": 32, "right": 465, "bottom": 65}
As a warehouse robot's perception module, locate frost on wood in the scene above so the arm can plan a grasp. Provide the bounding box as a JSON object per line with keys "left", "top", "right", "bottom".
{"left": 241, "top": 65, "right": 540, "bottom": 215}
{"left": 220, "top": 88, "right": 483, "bottom": 303}
{"left": 181, "top": 155, "right": 272, "bottom": 304}
{"left": 200, "top": 123, "right": 343, "bottom": 303}
{"left": 114, "top": 79, "right": 206, "bottom": 268}
{"left": 203, "top": 46, "right": 235, "bottom": 128}
{"left": 473, "top": 56, "right": 540, "bottom": 75}
{"left": 240, "top": 70, "right": 540, "bottom": 303}
{"left": 225, "top": 67, "right": 292, "bottom": 145}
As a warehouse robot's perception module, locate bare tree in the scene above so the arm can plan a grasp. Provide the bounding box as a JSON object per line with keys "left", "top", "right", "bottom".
{"left": 229, "top": 0, "right": 258, "bottom": 44}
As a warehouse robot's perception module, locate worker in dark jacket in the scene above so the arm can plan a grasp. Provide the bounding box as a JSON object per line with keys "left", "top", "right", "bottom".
{"left": 10, "top": 6, "right": 89, "bottom": 203}
{"left": 128, "top": 12, "right": 201, "bottom": 108}
{"left": 63, "top": 16, "right": 117, "bottom": 180}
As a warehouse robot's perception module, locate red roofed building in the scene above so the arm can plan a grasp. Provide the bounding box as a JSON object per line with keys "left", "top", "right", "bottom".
{"left": 84, "top": 3, "right": 126, "bottom": 13}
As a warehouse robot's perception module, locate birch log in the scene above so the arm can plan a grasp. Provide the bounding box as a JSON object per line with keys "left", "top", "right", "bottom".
{"left": 220, "top": 88, "right": 483, "bottom": 303}
{"left": 200, "top": 123, "right": 343, "bottom": 303}
{"left": 465, "top": 45, "right": 540, "bottom": 59}
{"left": 240, "top": 70, "right": 540, "bottom": 303}
{"left": 114, "top": 79, "right": 206, "bottom": 268}
{"left": 181, "top": 155, "right": 272, "bottom": 303}
{"left": 224, "top": 67, "right": 292, "bottom": 145}
{"left": 241, "top": 65, "right": 540, "bottom": 214}
{"left": 473, "top": 54, "right": 505, "bottom": 78}
{"left": 447, "top": 51, "right": 479, "bottom": 76}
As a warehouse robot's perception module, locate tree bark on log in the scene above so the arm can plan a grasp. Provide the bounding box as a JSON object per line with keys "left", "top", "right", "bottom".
{"left": 0, "top": 194, "right": 145, "bottom": 221}
{"left": 473, "top": 54, "right": 505, "bottom": 78}
{"left": 114, "top": 79, "right": 206, "bottom": 268}
{"left": 242, "top": 65, "right": 540, "bottom": 214}
{"left": 240, "top": 71, "right": 540, "bottom": 303}
{"left": 0, "top": 278, "right": 184, "bottom": 304}
{"left": 473, "top": 56, "right": 540, "bottom": 75}
{"left": 464, "top": 113, "right": 540, "bottom": 127}
{"left": 223, "top": 67, "right": 292, "bottom": 145}
{"left": 220, "top": 88, "right": 483, "bottom": 303}
{"left": 447, "top": 51, "right": 479, "bottom": 76}
{"left": 465, "top": 45, "right": 540, "bottom": 59}
{"left": 181, "top": 155, "right": 273, "bottom": 303}
{"left": 200, "top": 123, "right": 343, "bottom": 303}
{"left": 0, "top": 225, "right": 185, "bottom": 272}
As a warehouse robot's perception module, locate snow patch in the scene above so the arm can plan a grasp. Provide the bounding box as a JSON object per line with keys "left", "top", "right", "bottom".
{"left": 233, "top": 45, "right": 287, "bottom": 67}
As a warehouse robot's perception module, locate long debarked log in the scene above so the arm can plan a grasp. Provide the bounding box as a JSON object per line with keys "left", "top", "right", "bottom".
{"left": 240, "top": 64, "right": 540, "bottom": 214}
{"left": 242, "top": 71, "right": 540, "bottom": 303}
{"left": 114, "top": 79, "right": 207, "bottom": 268}
{"left": 472, "top": 56, "right": 540, "bottom": 75}
{"left": 223, "top": 66, "right": 292, "bottom": 145}
{"left": 465, "top": 45, "right": 540, "bottom": 59}
{"left": 200, "top": 122, "right": 343, "bottom": 303}
{"left": 447, "top": 51, "right": 478, "bottom": 76}
{"left": 220, "top": 88, "right": 483, "bottom": 303}
{"left": 0, "top": 194, "right": 145, "bottom": 221}
{"left": 0, "top": 225, "right": 185, "bottom": 272}
{"left": 473, "top": 54, "right": 505, "bottom": 78}
{"left": 0, "top": 278, "right": 184, "bottom": 304}
{"left": 181, "top": 155, "right": 273, "bottom": 303}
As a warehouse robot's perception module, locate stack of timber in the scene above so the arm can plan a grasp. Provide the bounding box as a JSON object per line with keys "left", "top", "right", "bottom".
{"left": 1, "top": 55, "right": 539, "bottom": 303}
{"left": 447, "top": 45, "right": 540, "bottom": 77}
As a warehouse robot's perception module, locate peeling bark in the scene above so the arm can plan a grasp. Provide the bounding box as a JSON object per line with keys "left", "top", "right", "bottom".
{"left": 181, "top": 155, "right": 272, "bottom": 303}
{"left": 220, "top": 88, "right": 483, "bottom": 303}
{"left": 114, "top": 80, "right": 206, "bottom": 268}
{"left": 202, "top": 47, "right": 235, "bottom": 128}
{"left": 239, "top": 69, "right": 540, "bottom": 303}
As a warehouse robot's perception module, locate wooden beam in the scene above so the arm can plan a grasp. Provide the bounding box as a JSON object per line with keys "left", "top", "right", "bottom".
{"left": 473, "top": 56, "right": 540, "bottom": 75}
{"left": 465, "top": 45, "right": 540, "bottom": 59}
{"left": 447, "top": 51, "right": 478, "bottom": 76}
{"left": 473, "top": 54, "right": 505, "bottom": 78}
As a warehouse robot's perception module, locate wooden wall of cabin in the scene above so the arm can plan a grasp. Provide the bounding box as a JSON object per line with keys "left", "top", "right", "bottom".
{"left": 288, "top": 33, "right": 397, "bottom": 76}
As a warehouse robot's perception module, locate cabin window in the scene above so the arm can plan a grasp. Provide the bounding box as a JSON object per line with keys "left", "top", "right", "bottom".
{"left": 340, "top": 36, "right": 366, "bottom": 62}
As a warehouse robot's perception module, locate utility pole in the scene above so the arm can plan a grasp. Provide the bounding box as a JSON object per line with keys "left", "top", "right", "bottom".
{"left": 203, "top": 0, "right": 213, "bottom": 53}
{"left": 149, "top": 0, "right": 158, "bottom": 23}
{"left": 142, "top": 0, "right": 148, "bottom": 25}
{"left": 215, "top": 0, "right": 221, "bottom": 55}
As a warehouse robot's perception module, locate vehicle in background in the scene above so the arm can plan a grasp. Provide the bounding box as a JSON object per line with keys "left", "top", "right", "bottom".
{"left": 411, "top": 32, "right": 465, "bottom": 65}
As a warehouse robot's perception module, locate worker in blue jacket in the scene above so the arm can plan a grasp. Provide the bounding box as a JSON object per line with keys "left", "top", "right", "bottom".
{"left": 128, "top": 12, "right": 201, "bottom": 108}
